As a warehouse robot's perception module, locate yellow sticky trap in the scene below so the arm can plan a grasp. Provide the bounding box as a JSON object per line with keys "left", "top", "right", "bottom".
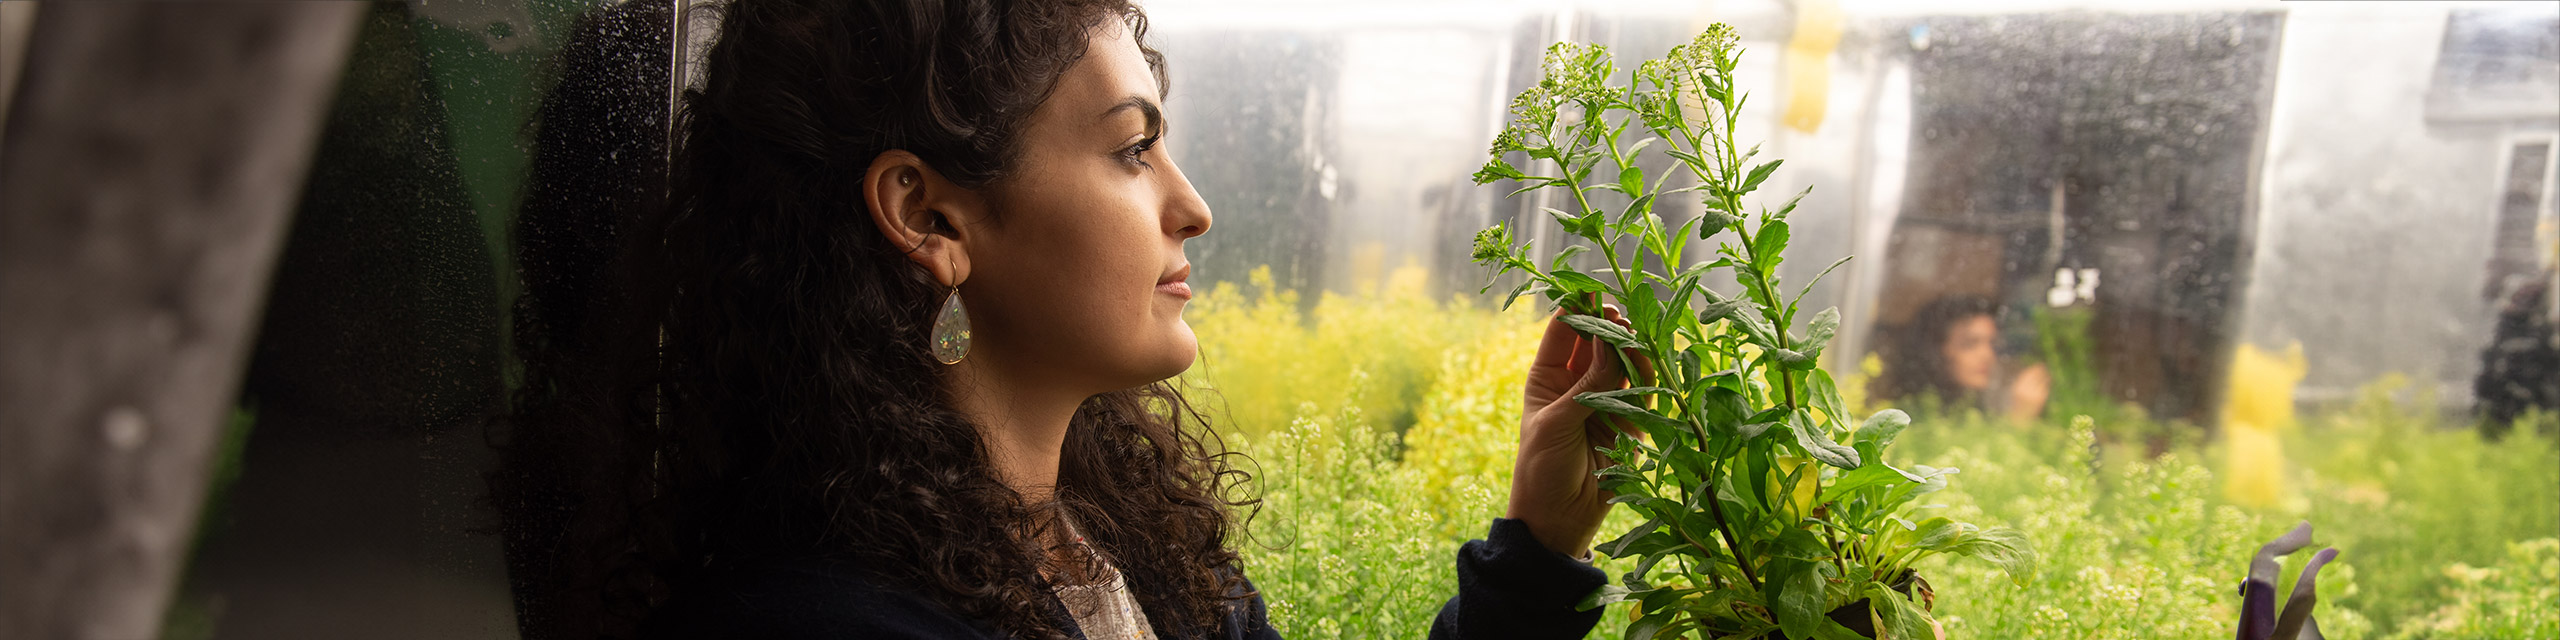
{"left": 2220, "top": 342, "right": 2307, "bottom": 508}
{"left": 1771, "top": 454, "right": 1820, "bottom": 521}
{"left": 1782, "top": 0, "right": 1844, "bottom": 134}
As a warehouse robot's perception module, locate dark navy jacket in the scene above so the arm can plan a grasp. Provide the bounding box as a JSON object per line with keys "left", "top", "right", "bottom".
{"left": 646, "top": 518, "right": 1606, "bottom": 639}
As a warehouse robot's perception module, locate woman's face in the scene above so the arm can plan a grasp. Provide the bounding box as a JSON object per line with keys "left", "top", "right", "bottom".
{"left": 1941, "top": 314, "right": 1998, "bottom": 392}
{"left": 962, "top": 22, "right": 1212, "bottom": 394}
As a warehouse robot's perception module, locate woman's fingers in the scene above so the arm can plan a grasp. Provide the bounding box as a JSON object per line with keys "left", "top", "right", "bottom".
{"left": 1530, "top": 308, "right": 1584, "bottom": 372}
{"left": 1572, "top": 330, "right": 1626, "bottom": 394}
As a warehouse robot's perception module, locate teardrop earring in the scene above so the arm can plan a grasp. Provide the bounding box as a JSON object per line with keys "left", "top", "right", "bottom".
{"left": 930, "top": 290, "right": 971, "bottom": 364}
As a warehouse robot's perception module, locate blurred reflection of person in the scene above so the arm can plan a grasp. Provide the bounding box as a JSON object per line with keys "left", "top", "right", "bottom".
{"left": 1869, "top": 295, "right": 2049, "bottom": 422}
{"left": 2473, "top": 268, "right": 2557, "bottom": 439}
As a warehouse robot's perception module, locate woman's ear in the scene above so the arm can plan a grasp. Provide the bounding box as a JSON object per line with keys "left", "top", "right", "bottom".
{"left": 864, "top": 150, "right": 979, "bottom": 288}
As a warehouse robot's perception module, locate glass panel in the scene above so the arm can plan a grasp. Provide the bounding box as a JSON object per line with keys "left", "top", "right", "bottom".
{"left": 161, "top": 2, "right": 660, "bottom": 638}
{"left": 140, "top": 1, "right": 2558, "bottom": 638}
{"left": 1154, "top": 2, "right": 2560, "bottom": 637}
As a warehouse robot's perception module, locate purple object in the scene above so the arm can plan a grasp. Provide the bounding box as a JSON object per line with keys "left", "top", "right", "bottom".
{"left": 2236, "top": 522, "right": 2337, "bottom": 640}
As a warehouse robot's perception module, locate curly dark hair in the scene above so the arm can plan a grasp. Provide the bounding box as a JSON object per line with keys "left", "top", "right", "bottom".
{"left": 491, "top": 1, "right": 1255, "bottom": 638}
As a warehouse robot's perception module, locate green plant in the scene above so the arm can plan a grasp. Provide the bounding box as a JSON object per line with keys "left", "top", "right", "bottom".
{"left": 2280, "top": 377, "right": 2560, "bottom": 632}
{"left": 1466, "top": 27, "right": 2032, "bottom": 639}
{"left": 1905, "top": 418, "right": 2292, "bottom": 640}
{"left": 2385, "top": 538, "right": 2560, "bottom": 640}
{"left": 1232, "top": 398, "right": 1455, "bottom": 639}
{"left": 1185, "top": 263, "right": 1511, "bottom": 443}
{"left": 1190, "top": 270, "right": 2553, "bottom": 638}
{"left": 2028, "top": 306, "right": 2148, "bottom": 436}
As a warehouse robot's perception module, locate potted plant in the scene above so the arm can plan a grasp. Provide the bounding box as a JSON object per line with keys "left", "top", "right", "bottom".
{"left": 1467, "top": 24, "right": 2036, "bottom": 640}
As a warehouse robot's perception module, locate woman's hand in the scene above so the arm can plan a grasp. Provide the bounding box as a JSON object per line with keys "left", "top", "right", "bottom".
{"left": 1506, "top": 304, "right": 1650, "bottom": 559}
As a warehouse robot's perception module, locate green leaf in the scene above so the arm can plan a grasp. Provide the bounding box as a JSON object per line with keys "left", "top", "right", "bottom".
{"left": 1735, "top": 419, "right": 1777, "bottom": 443}
{"left": 1773, "top": 528, "right": 1831, "bottom": 562}
{"left": 1771, "top": 347, "right": 1819, "bottom": 371}
{"left": 1585, "top": 386, "right": 1676, "bottom": 402}
{"left": 1543, "top": 206, "right": 1582, "bottom": 234}
{"left": 1803, "top": 306, "right": 1841, "bottom": 353}
{"left": 1864, "top": 582, "right": 1936, "bottom": 640}
{"left": 1664, "top": 147, "right": 1707, "bottom": 168}
{"left": 1804, "top": 368, "right": 1851, "bottom": 431}
{"left": 1638, "top": 585, "right": 1691, "bottom": 618}
{"left": 1690, "top": 385, "right": 1751, "bottom": 426}
{"left": 1499, "top": 279, "right": 1543, "bottom": 311}
{"left": 1794, "top": 256, "right": 1853, "bottom": 308}
{"left": 1619, "top": 165, "right": 1646, "bottom": 196}
{"left": 1902, "top": 516, "right": 1969, "bottom": 549}
{"left": 1666, "top": 447, "right": 1713, "bottom": 485}
{"left": 1622, "top": 194, "right": 1659, "bottom": 227}
{"left": 1627, "top": 280, "right": 1664, "bottom": 346}
{"left": 1697, "top": 208, "right": 1742, "bottom": 239}
{"left": 1788, "top": 410, "right": 1862, "bottom": 469}
{"left": 1561, "top": 314, "right": 1641, "bottom": 352}
{"left": 1624, "top": 609, "right": 1675, "bottom": 640}
{"left": 1576, "top": 210, "right": 1609, "bottom": 242}
{"left": 1678, "top": 256, "right": 1733, "bottom": 281}
{"left": 1742, "top": 159, "right": 1783, "bottom": 194}
{"left": 1773, "top": 184, "right": 1813, "bottom": 219}
{"left": 1577, "top": 583, "right": 1632, "bottom": 612}
{"left": 1548, "top": 244, "right": 1591, "bottom": 271}
{"left": 1607, "top": 529, "right": 1689, "bottom": 560}
{"left": 1551, "top": 270, "right": 1610, "bottom": 296}
{"left": 1597, "top": 517, "right": 1667, "bottom": 558}
{"left": 1854, "top": 409, "right": 1912, "bottom": 461}
{"left": 1677, "top": 589, "right": 1739, "bottom": 622}
{"left": 1931, "top": 526, "right": 2038, "bottom": 585}
{"left": 1473, "top": 158, "right": 1527, "bottom": 184}
{"left": 1578, "top": 391, "right": 1680, "bottom": 430}
{"left": 1817, "top": 462, "right": 1915, "bottom": 504}
{"left": 1764, "top": 558, "right": 1835, "bottom": 640}
{"left": 1751, "top": 219, "right": 1790, "bottom": 271}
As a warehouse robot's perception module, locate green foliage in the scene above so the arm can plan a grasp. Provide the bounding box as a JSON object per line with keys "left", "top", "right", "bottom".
{"left": 1196, "top": 275, "right": 2560, "bottom": 639}
{"left": 1468, "top": 26, "right": 2029, "bottom": 637}
{"left": 1185, "top": 264, "right": 1514, "bottom": 443}
{"left": 2385, "top": 538, "right": 2560, "bottom": 640}
{"left": 1231, "top": 403, "right": 1456, "bottom": 639}
{"left": 1895, "top": 418, "right": 2281, "bottom": 639}
{"left": 2279, "top": 378, "right": 2560, "bottom": 632}
{"left": 2028, "top": 307, "right": 2144, "bottom": 434}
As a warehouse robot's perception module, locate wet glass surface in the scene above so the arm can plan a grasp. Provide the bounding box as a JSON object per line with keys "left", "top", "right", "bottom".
{"left": 149, "top": 1, "right": 2556, "bottom": 637}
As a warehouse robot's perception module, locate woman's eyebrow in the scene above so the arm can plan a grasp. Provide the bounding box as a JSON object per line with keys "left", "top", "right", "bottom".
{"left": 1098, "top": 95, "right": 1163, "bottom": 137}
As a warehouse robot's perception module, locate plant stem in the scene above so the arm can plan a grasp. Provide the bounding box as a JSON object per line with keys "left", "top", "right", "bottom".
{"left": 1699, "top": 453, "right": 1762, "bottom": 591}
{"left": 1821, "top": 515, "right": 1849, "bottom": 577}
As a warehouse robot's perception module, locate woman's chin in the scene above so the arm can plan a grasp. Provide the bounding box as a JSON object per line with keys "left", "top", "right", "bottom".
{"left": 1154, "top": 334, "right": 1199, "bottom": 378}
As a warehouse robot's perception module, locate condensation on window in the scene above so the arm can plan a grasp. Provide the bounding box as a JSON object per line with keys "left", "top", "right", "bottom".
{"left": 133, "top": 1, "right": 2558, "bottom": 637}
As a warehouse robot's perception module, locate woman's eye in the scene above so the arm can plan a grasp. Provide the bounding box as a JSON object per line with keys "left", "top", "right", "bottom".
{"left": 1122, "top": 137, "right": 1158, "bottom": 167}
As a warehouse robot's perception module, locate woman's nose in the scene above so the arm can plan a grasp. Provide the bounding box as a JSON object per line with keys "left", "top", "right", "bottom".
{"left": 1160, "top": 160, "right": 1212, "bottom": 239}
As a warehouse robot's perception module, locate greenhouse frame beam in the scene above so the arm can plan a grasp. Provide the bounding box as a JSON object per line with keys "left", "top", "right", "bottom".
{"left": 0, "top": 4, "right": 365, "bottom": 638}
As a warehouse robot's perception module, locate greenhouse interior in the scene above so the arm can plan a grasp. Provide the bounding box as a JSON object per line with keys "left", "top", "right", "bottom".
{"left": 0, "top": 0, "right": 2552, "bottom": 639}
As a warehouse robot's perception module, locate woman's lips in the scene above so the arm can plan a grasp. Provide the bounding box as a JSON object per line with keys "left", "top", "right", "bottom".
{"left": 1156, "top": 280, "right": 1192, "bottom": 298}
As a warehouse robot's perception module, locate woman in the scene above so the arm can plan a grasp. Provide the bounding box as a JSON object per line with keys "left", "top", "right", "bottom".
{"left": 495, "top": 1, "right": 1642, "bottom": 638}
{"left": 1868, "top": 295, "right": 2047, "bottom": 422}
